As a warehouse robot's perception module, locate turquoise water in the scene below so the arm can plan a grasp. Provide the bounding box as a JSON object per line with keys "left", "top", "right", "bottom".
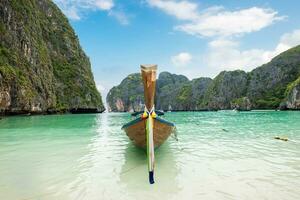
{"left": 0, "top": 111, "right": 300, "bottom": 200}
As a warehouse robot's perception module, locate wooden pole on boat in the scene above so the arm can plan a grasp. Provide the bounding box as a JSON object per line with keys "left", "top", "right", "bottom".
{"left": 141, "top": 64, "right": 157, "bottom": 184}
{"left": 141, "top": 65, "right": 157, "bottom": 111}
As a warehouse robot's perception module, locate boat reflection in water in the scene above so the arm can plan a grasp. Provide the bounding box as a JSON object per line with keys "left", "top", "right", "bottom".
{"left": 119, "top": 141, "right": 180, "bottom": 199}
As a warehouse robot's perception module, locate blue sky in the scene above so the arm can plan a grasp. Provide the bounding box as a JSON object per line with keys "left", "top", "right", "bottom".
{"left": 53, "top": 0, "right": 300, "bottom": 100}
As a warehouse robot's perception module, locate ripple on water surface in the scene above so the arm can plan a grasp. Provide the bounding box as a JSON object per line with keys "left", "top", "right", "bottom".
{"left": 0, "top": 111, "right": 300, "bottom": 200}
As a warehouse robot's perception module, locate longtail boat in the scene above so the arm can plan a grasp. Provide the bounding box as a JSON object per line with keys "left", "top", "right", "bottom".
{"left": 122, "top": 65, "right": 175, "bottom": 184}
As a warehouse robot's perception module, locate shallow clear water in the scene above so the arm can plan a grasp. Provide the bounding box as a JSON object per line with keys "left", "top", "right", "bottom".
{"left": 0, "top": 111, "right": 300, "bottom": 200}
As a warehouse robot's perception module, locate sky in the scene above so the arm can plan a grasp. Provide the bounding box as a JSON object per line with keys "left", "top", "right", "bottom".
{"left": 53, "top": 0, "right": 300, "bottom": 101}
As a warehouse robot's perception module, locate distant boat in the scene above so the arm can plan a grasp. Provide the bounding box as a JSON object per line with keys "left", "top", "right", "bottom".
{"left": 168, "top": 104, "right": 172, "bottom": 112}
{"left": 122, "top": 65, "right": 175, "bottom": 184}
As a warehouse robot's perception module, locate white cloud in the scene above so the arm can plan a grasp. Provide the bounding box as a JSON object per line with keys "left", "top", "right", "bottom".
{"left": 94, "top": 0, "right": 114, "bottom": 10}
{"left": 205, "top": 29, "right": 300, "bottom": 72}
{"left": 54, "top": 0, "right": 130, "bottom": 25}
{"left": 147, "top": 0, "right": 198, "bottom": 20}
{"left": 205, "top": 39, "right": 267, "bottom": 71}
{"left": 108, "top": 10, "right": 130, "bottom": 25}
{"left": 177, "top": 7, "right": 284, "bottom": 37}
{"left": 63, "top": 6, "right": 81, "bottom": 20}
{"left": 96, "top": 82, "right": 105, "bottom": 92}
{"left": 171, "top": 52, "right": 192, "bottom": 66}
{"left": 273, "top": 29, "right": 300, "bottom": 55}
{"left": 54, "top": 0, "right": 114, "bottom": 20}
{"left": 147, "top": 0, "right": 284, "bottom": 37}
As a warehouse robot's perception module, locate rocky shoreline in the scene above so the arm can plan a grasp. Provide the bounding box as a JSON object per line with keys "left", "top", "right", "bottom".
{"left": 106, "top": 109, "right": 300, "bottom": 113}
{"left": 0, "top": 108, "right": 104, "bottom": 116}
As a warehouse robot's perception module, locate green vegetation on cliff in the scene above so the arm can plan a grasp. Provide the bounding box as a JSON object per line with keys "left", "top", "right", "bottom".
{"left": 202, "top": 70, "right": 249, "bottom": 110}
{"left": 156, "top": 72, "right": 189, "bottom": 110}
{"left": 106, "top": 73, "right": 144, "bottom": 112}
{"left": 107, "top": 45, "right": 300, "bottom": 112}
{"left": 285, "top": 76, "right": 300, "bottom": 96}
{"left": 0, "top": 0, "right": 104, "bottom": 114}
{"left": 247, "top": 45, "right": 300, "bottom": 109}
{"left": 176, "top": 77, "right": 212, "bottom": 110}
{"left": 106, "top": 72, "right": 212, "bottom": 112}
{"left": 281, "top": 76, "right": 300, "bottom": 110}
{"left": 176, "top": 84, "right": 193, "bottom": 110}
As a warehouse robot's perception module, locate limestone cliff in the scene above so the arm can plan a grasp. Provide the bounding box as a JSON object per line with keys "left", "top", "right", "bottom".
{"left": 106, "top": 73, "right": 144, "bottom": 112}
{"left": 106, "top": 72, "right": 211, "bottom": 112}
{"left": 280, "top": 76, "right": 300, "bottom": 110}
{"left": 230, "top": 97, "right": 252, "bottom": 111}
{"left": 202, "top": 70, "right": 249, "bottom": 110}
{"left": 107, "top": 46, "right": 300, "bottom": 112}
{"left": 175, "top": 77, "right": 212, "bottom": 111}
{"left": 248, "top": 45, "right": 300, "bottom": 109}
{"left": 156, "top": 72, "right": 189, "bottom": 111}
{"left": 0, "top": 0, "right": 104, "bottom": 115}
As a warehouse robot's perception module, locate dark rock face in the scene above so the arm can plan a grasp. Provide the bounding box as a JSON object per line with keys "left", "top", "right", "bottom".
{"left": 106, "top": 72, "right": 211, "bottom": 112}
{"left": 230, "top": 97, "right": 252, "bottom": 111}
{"left": 106, "top": 72, "right": 191, "bottom": 112}
{"left": 70, "top": 108, "right": 103, "bottom": 114}
{"left": 202, "top": 70, "right": 249, "bottom": 110}
{"left": 281, "top": 76, "right": 300, "bottom": 110}
{"left": 107, "top": 45, "right": 300, "bottom": 112}
{"left": 175, "top": 77, "right": 212, "bottom": 111}
{"left": 156, "top": 72, "right": 189, "bottom": 111}
{"left": 106, "top": 73, "right": 144, "bottom": 112}
{"left": 0, "top": 0, "right": 104, "bottom": 115}
{"left": 248, "top": 46, "right": 300, "bottom": 109}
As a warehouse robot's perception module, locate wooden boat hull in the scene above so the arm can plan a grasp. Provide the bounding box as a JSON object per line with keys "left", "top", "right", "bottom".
{"left": 122, "top": 117, "right": 175, "bottom": 148}
{"left": 122, "top": 65, "right": 175, "bottom": 184}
